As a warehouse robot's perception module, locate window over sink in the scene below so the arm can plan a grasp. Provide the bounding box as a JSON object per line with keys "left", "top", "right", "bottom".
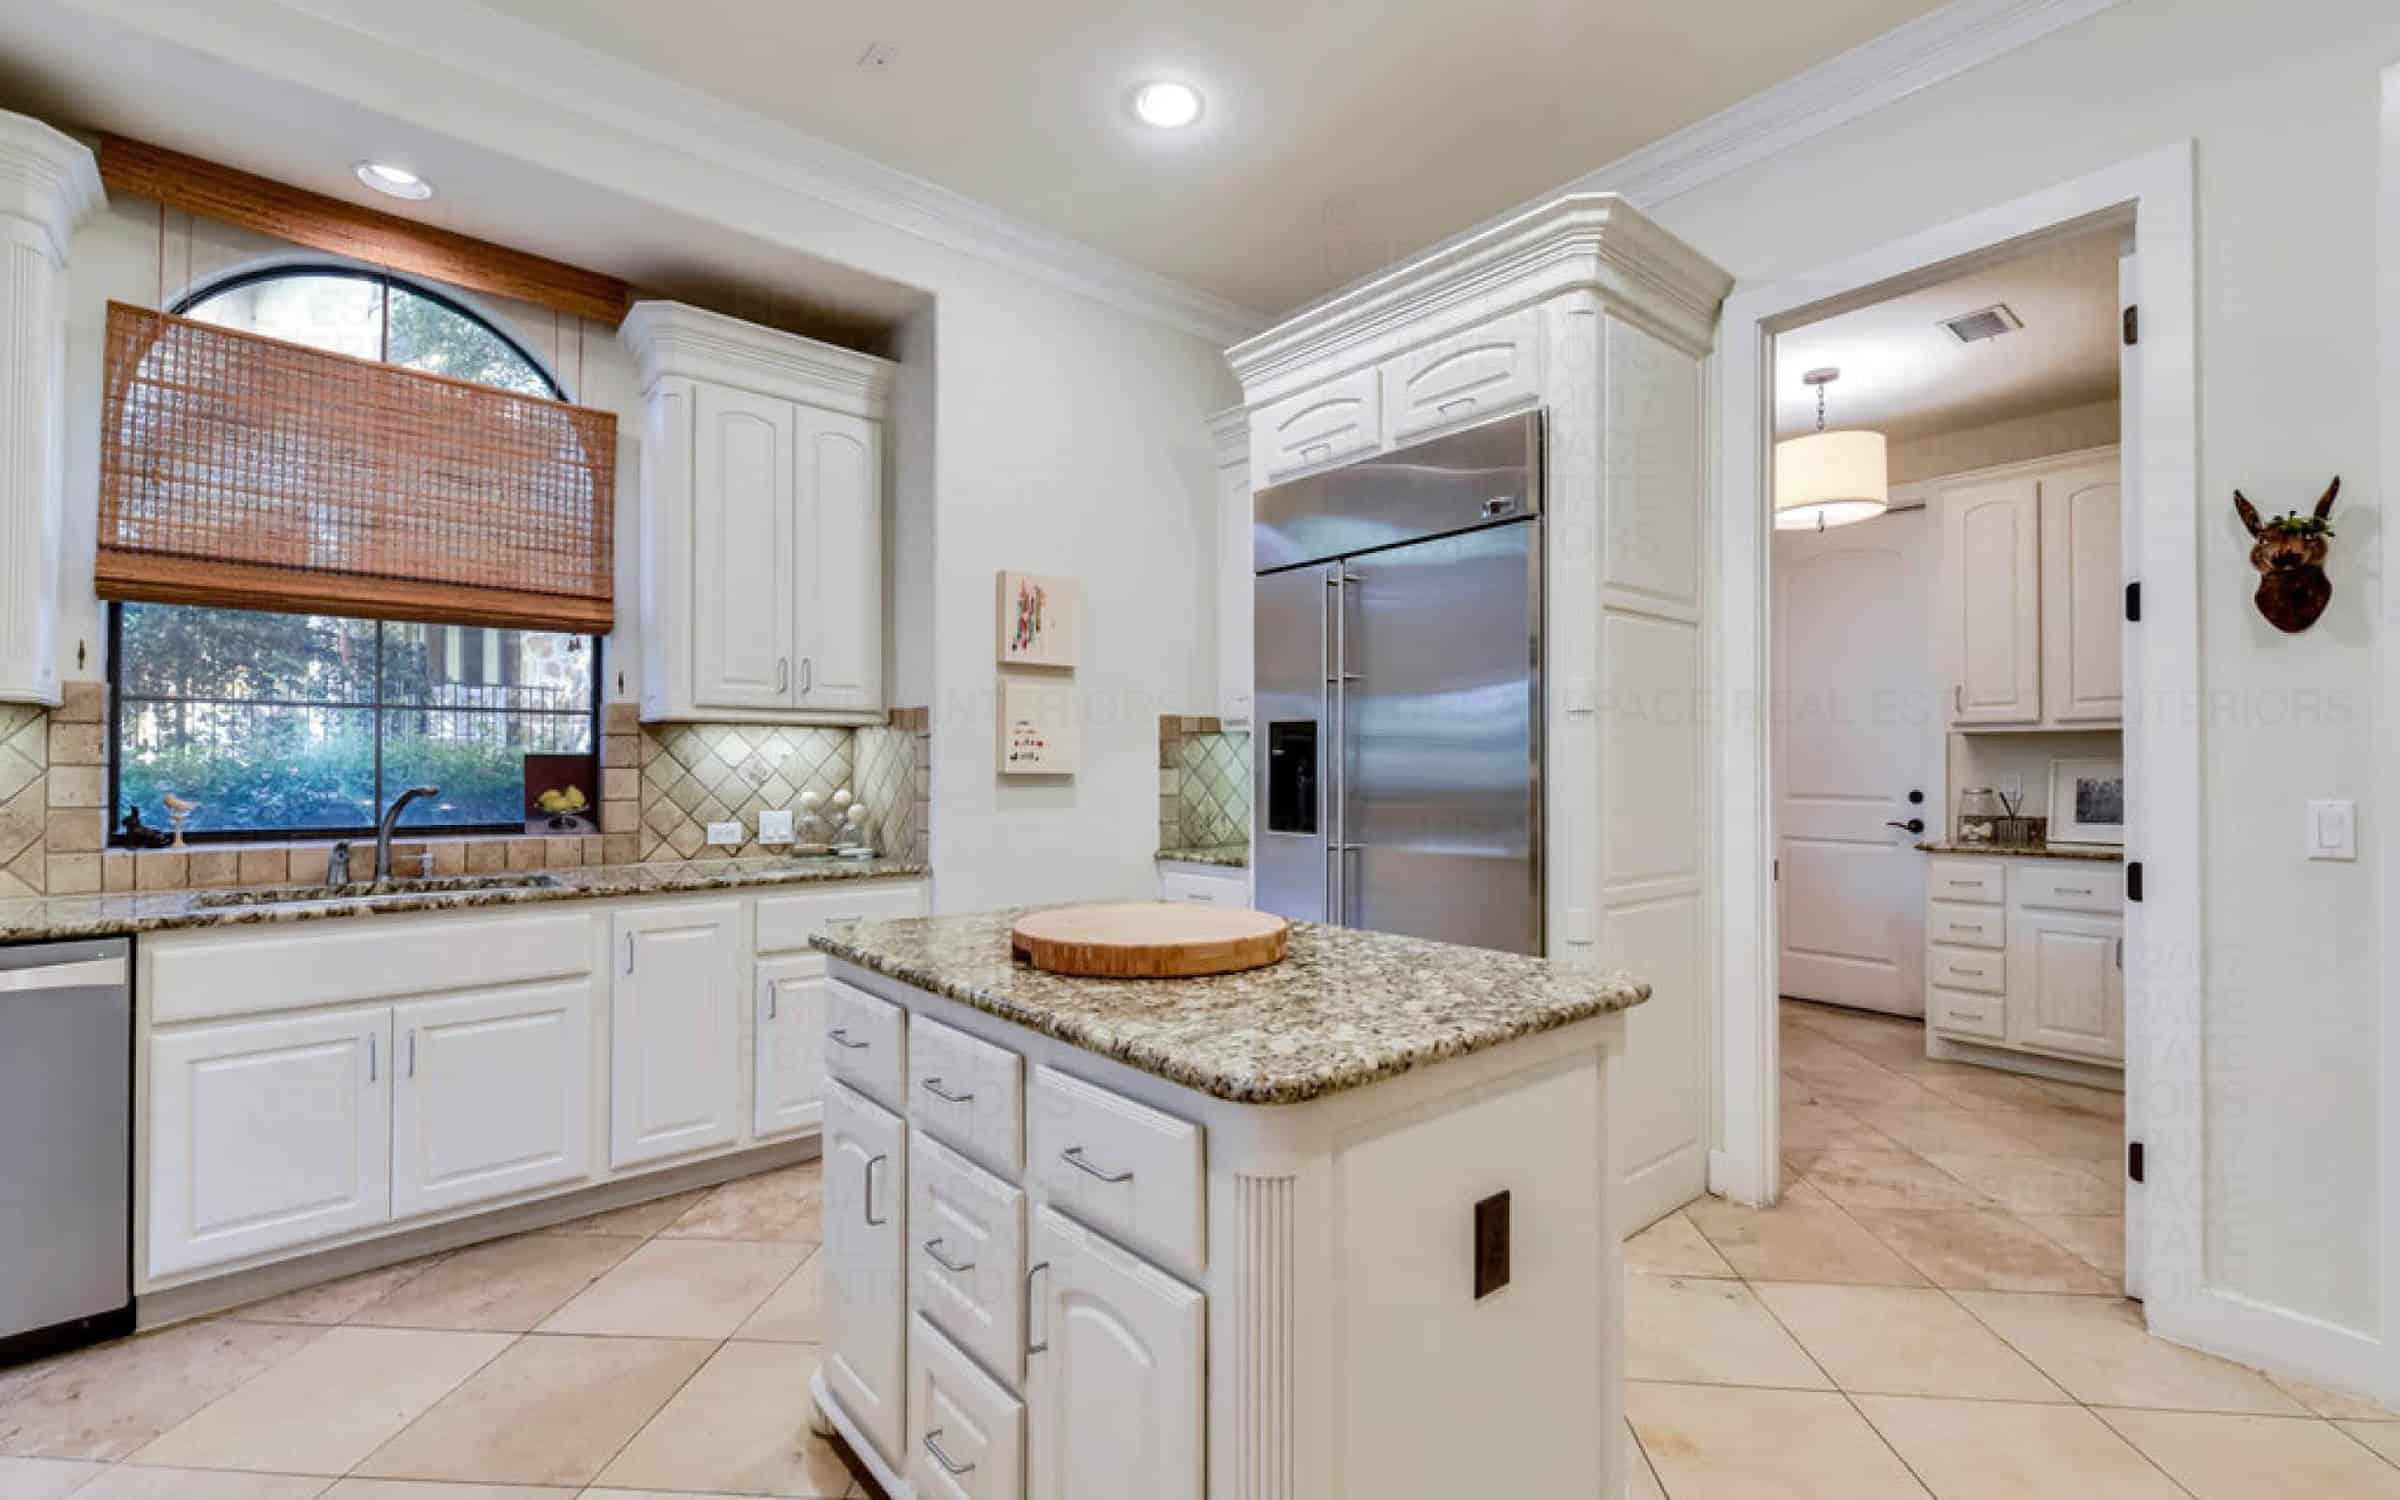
{"left": 107, "top": 266, "right": 601, "bottom": 845}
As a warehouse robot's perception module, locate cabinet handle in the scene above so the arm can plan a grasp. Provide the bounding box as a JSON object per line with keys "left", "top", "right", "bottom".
{"left": 801, "top": 658, "right": 814, "bottom": 695}
{"left": 1026, "top": 1261, "right": 1052, "bottom": 1355}
{"left": 367, "top": 1033, "right": 377, "bottom": 1084}
{"left": 624, "top": 934, "right": 635, "bottom": 975}
{"left": 923, "top": 1236, "right": 976, "bottom": 1274}
{"left": 1061, "top": 1145, "right": 1134, "bottom": 1184}
{"left": 863, "top": 1153, "right": 888, "bottom": 1226}
{"left": 923, "top": 1428, "right": 976, "bottom": 1477}
{"left": 2115, "top": 936, "right": 2124, "bottom": 969}
{"left": 1954, "top": 684, "right": 1963, "bottom": 715}
{"left": 828, "top": 1027, "right": 870, "bottom": 1051}
{"left": 921, "top": 1076, "right": 974, "bottom": 1104}
{"left": 765, "top": 982, "right": 777, "bottom": 1021}
{"left": 777, "top": 657, "right": 790, "bottom": 694}
{"left": 2055, "top": 886, "right": 2093, "bottom": 897}
{"left": 405, "top": 1029, "right": 416, "bottom": 1079}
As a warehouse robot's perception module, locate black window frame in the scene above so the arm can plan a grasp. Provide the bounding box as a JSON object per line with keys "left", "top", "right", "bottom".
{"left": 104, "top": 266, "right": 603, "bottom": 848}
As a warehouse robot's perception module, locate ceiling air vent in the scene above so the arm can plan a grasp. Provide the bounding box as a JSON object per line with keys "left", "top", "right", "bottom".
{"left": 1940, "top": 304, "right": 2024, "bottom": 344}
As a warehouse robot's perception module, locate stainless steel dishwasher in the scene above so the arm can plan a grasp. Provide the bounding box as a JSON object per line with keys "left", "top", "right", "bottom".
{"left": 0, "top": 937, "right": 133, "bottom": 1365}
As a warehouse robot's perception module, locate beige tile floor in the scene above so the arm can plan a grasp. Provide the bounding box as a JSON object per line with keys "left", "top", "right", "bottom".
{"left": 2, "top": 1008, "right": 2394, "bottom": 1499}
{"left": 1621, "top": 999, "right": 2400, "bottom": 1497}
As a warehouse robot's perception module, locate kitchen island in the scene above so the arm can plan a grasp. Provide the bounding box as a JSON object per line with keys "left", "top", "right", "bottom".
{"left": 808, "top": 910, "right": 1648, "bottom": 1500}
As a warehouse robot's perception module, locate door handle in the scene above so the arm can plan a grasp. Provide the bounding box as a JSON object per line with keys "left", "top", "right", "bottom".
{"left": 777, "top": 657, "right": 790, "bottom": 694}
{"left": 1026, "top": 1261, "right": 1052, "bottom": 1355}
{"left": 923, "top": 1237, "right": 976, "bottom": 1274}
{"left": 405, "top": 1029, "right": 416, "bottom": 1079}
{"left": 367, "top": 1033, "right": 377, "bottom": 1084}
{"left": 1887, "top": 819, "right": 1925, "bottom": 835}
{"left": 624, "top": 934, "right": 635, "bottom": 975}
{"left": 922, "top": 1428, "right": 976, "bottom": 1477}
{"left": 863, "top": 1153, "right": 888, "bottom": 1226}
{"left": 800, "top": 658, "right": 813, "bottom": 695}
{"left": 765, "top": 982, "right": 777, "bottom": 1021}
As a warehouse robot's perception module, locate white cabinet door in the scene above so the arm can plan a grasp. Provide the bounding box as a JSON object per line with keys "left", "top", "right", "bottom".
{"left": 1941, "top": 477, "right": 2042, "bottom": 725}
{"left": 148, "top": 1007, "right": 391, "bottom": 1278}
{"left": 2011, "top": 912, "right": 2125, "bottom": 1063}
{"left": 1382, "top": 306, "right": 1544, "bottom": 445}
{"left": 909, "top": 1313, "right": 1026, "bottom": 1500}
{"left": 1026, "top": 1207, "right": 1203, "bottom": 1500}
{"left": 909, "top": 1129, "right": 1027, "bottom": 1385}
{"left": 2040, "top": 463, "right": 2124, "bottom": 725}
{"left": 692, "top": 384, "right": 797, "bottom": 711}
{"left": 610, "top": 902, "right": 742, "bottom": 1168}
{"left": 391, "top": 980, "right": 593, "bottom": 1219}
{"left": 1253, "top": 367, "right": 1380, "bottom": 482}
{"left": 755, "top": 952, "right": 828, "bottom": 1139}
{"left": 794, "top": 406, "right": 883, "bottom": 715}
{"left": 824, "top": 1078, "right": 909, "bottom": 1469}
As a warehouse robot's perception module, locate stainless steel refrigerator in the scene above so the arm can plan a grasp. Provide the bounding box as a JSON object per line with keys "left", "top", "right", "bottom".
{"left": 1252, "top": 410, "right": 1542, "bottom": 955}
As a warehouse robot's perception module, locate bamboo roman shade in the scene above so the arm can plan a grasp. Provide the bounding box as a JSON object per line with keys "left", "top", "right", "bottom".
{"left": 97, "top": 302, "right": 616, "bottom": 633}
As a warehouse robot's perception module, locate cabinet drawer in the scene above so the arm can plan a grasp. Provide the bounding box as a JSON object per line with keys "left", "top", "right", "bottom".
{"left": 1382, "top": 307, "right": 1544, "bottom": 445}
{"left": 756, "top": 881, "right": 927, "bottom": 954}
{"left": 908, "top": 1016, "right": 1024, "bottom": 1176}
{"left": 1927, "top": 861, "right": 2005, "bottom": 905}
{"left": 1028, "top": 1067, "right": 1206, "bottom": 1271}
{"left": 1253, "top": 368, "right": 1380, "bottom": 482}
{"left": 1926, "top": 902, "right": 2005, "bottom": 949}
{"left": 1929, "top": 947, "right": 2005, "bottom": 995}
{"left": 909, "top": 1130, "right": 1028, "bottom": 1386}
{"left": 1158, "top": 869, "right": 1245, "bottom": 907}
{"left": 907, "top": 1313, "right": 1025, "bottom": 1500}
{"left": 826, "top": 979, "right": 906, "bottom": 1109}
{"left": 2012, "top": 864, "right": 2124, "bottom": 914}
{"left": 1929, "top": 986, "right": 2005, "bottom": 1041}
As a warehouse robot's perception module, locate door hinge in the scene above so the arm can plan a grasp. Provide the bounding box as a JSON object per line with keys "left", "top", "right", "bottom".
{"left": 2122, "top": 304, "right": 2139, "bottom": 346}
{"left": 2128, "top": 1141, "right": 2145, "bottom": 1184}
{"left": 2126, "top": 862, "right": 2144, "bottom": 903}
{"left": 2124, "top": 581, "right": 2141, "bottom": 622}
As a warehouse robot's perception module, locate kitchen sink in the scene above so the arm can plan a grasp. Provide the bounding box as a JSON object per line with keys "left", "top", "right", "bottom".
{"left": 191, "top": 872, "right": 567, "bottom": 909}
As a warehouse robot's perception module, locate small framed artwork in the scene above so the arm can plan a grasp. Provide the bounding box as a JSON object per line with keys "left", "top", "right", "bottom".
{"left": 2047, "top": 757, "right": 2126, "bottom": 847}
{"left": 1000, "top": 676, "right": 1079, "bottom": 776}
{"left": 998, "top": 571, "right": 1080, "bottom": 668}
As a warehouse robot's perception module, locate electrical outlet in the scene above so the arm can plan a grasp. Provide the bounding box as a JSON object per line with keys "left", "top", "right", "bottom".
{"left": 758, "top": 809, "right": 795, "bottom": 844}
{"left": 704, "top": 820, "right": 743, "bottom": 847}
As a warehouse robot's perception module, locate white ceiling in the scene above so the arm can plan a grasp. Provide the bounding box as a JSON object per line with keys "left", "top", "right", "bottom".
{"left": 459, "top": 0, "right": 1951, "bottom": 316}
{"left": 1773, "top": 229, "right": 2123, "bottom": 446}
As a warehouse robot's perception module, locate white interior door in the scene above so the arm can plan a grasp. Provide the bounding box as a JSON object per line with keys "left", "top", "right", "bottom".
{"left": 1774, "top": 507, "right": 1940, "bottom": 1017}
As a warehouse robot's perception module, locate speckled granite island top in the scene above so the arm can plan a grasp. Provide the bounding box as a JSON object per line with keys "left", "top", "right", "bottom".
{"left": 0, "top": 857, "right": 928, "bottom": 943}
{"left": 813, "top": 909, "right": 1648, "bottom": 1105}
{"left": 1918, "top": 841, "right": 2125, "bottom": 864}
{"left": 1154, "top": 843, "right": 1250, "bottom": 869}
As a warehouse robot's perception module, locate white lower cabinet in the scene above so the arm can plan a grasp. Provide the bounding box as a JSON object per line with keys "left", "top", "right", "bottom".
{"left": 1026, "top": 1206, "right": 1205, "bottom": 1500}
{"left": 148, "top": 1007, "right": 392, "bottom": 1278}
{"left": 392, "top": 980, "right": 593, "bottom": 1218}
{"left": 2012, "top": 911, "right": 2125, "bottom": 1062}
{"left": 610, "top": 901, "right": 742, "bottom": 1168}
{"left": 909, "top": 1313, "right": 1025, "bottom": 1500}
{"left": 909, "top": 1129, "right": 1027, "bottom": 1385}
{"left": 825, "top": 1077, "right": 910, "bottom": 1469}
{"left": 755, "top": 954, "right": 829, "bottom": 1139}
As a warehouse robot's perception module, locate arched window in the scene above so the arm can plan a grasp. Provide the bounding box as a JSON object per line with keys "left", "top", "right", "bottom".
{"left": 109, "top": 267, "right": 599, "bottom": 849}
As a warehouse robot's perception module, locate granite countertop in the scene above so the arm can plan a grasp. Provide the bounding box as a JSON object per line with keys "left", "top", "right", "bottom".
{"left": 0, "top": 857, "right": 929, "bottom": 944}
{"left": 1917, "top": 841, "right": 2125, "bottom": 864}
{"left": 814, "top": 909, "right": 1647, "bottom": 1106}
{"left": 1154, "top": 843, "right": 1250, "bottom": 869}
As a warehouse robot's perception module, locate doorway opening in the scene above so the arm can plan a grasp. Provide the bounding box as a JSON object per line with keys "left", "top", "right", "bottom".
{"left": 1768, "top": 220, "right": 2135, "bottom": 1297}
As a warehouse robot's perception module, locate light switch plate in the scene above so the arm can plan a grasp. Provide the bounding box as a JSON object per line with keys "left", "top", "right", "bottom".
{"left": 757, "top": 809, "right": 796, "bottom": 844}
{"left": 2305, "top": 800, "right": 2356, "bottom": 861}
{"left": 704, "top": 819, "right": 744, "bottom": 847}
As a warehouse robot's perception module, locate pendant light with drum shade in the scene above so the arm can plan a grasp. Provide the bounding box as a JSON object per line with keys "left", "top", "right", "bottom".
{"left": 1775, "top": 367, "right": 1888, "bottom": 531}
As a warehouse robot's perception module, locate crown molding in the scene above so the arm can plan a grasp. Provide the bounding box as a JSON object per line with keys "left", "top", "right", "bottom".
{"left": 0, "top": 108, "right": 104, "bottom": 263}
{"left": 60, "top": 0, "right": 1268, "bottom": 347}
{"left": 1206, "top": 405, "right": 1248, "bottom": 465}
{"left": 620, "top": 300, "right": 897, "bottom": 418}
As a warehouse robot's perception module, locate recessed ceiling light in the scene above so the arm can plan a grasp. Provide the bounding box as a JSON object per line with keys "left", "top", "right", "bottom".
{"left": 354, "top": 161, "right": 433, "bottom": 201}
{"left": 1131, "top": 80, "right": 1203, "bottom": 130}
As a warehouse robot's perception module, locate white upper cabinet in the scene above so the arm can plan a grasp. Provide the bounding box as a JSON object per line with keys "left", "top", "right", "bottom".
{"left": 609, "top": 901, "right": 742, "bottom": 1168}
{"left": 1252, "top": 366, "right": 1380, "bottom": 483}
{"left": 1209, "top": 408, "right": 1253, "bottom": 724}
{"left": 2041, "top": 463, "right": 2124, "bottom": 725}
{"left": 391, "top": 980, "right": 594, "bottom": 1219}
{"left": 622, "top": 301, "right": 894, "bottom": 725}
{"left": 148, "top": 1007, "right": 393, "bottom": 1278}
{"left": 1940, "top": 476, "right": 2043, "bottom": 726}
{"left": 1937, "top": 450, "right": 2123, "bottom": 731}
{"left": 1382, "top": 306, "right": 1544, "bottom": 445}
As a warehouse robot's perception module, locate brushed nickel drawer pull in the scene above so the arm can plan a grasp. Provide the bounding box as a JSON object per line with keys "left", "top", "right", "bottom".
{"left": 1027, "top": 1261, "right": 1052, "bottom": 1354}
{"left": 923, "top": 1428, "right": 975, "bottom": 1477}
{"left": 923, "top": 1237, "right": 976, "bottom": 1274}
{"left": 828, "top": 1027, "right": 870, "bottom": 1051}
{"left": 1062, "top": 1145, "right": 1133, "bottom": 1184}
{"left": 2056, "top": 886, "right": 2094, "bottom": 896}
{"left": 863, "top": 1154, "right": 888, "bottom": 1226}
{"left": 922, "top": 1076, "right": 974, "bottom": 1104}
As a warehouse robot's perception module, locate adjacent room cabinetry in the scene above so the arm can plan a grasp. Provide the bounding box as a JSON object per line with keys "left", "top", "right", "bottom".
{"left": 1935, "top": 450, "right": 2123, "bottom": 730}
{"left": 1924, "top": 854, "right": 2124, "bottom": 1077}
{"left": 622, "top": 300, "right": 894, "bottom": 724}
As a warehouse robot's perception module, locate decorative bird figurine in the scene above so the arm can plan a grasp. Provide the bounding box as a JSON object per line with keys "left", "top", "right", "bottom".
{"left": 161, "top": 792, "right": 199, "bottom": 849}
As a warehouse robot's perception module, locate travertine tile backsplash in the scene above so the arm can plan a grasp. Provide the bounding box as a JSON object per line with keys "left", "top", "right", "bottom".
{"left": 1158, "top": 715, "right": 1251, "bottom": 853}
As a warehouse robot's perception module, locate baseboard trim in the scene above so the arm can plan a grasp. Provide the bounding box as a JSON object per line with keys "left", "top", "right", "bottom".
{"left": 136, "top": 1136, "right": 821, "bottom": 1331}
{"left": 1925, "top": 1033, "right": 2126, "bottom": 1091}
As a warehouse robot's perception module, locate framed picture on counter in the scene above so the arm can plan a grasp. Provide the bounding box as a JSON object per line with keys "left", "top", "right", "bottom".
{"left": 2047, "top": 757, "right": 2126, "bottom": 847}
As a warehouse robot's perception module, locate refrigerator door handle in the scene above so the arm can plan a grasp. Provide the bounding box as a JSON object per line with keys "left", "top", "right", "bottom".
{"left": 1324, "top": 567, "right": 1341, "bottom": 924}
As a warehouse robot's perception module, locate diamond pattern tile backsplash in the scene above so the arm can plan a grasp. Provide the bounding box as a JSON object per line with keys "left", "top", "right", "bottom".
{"left": 1158, "top": 717, "right": 1250, "bottom": 852}
{"left": 640, "top": 721, "right": 918, "bottom": 860}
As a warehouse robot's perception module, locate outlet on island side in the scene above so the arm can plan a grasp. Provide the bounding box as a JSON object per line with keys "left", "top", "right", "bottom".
{"left": 1474, "top": 1190, "right": 1511, "bottom": 1300}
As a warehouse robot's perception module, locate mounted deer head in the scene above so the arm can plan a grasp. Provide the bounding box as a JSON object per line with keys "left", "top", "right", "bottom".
{"left": 2233, "top": 478, "right": 2339, "bottom": 633}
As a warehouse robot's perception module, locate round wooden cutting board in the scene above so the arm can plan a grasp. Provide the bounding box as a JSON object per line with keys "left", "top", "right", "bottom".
{"left": 1010, "top": 903, "right": 1290, "bottom": 978}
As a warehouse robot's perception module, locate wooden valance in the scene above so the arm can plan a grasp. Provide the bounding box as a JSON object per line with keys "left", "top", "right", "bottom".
{"left": 97, "top": 301, "right": 617, "bottom": 634}
{"left": 98, "top": 135, "right": 628, "bottom": 326}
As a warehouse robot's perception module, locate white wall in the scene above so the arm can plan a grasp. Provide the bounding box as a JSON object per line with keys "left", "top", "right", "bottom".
{"left": 1652, "top": 0, "right": 2394, "bottom": 1338}
{"left": 1888, "top": 398, "right": 2120, "bottom": 487}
